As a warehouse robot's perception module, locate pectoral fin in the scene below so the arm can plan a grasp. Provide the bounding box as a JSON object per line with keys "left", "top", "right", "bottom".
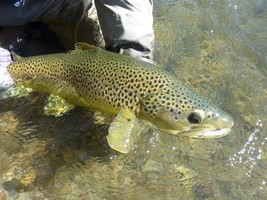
{"left": 107, "top": 108, "right": 148, "bottom": 154}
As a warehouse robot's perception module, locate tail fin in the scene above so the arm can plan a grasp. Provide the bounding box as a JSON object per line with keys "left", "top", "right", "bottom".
{"left": 11, "top": 51, "right": 23, "bottom": 61}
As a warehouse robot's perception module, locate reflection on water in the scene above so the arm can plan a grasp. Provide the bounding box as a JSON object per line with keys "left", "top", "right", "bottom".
{"left": 228, "top": 120, "right": 265, "bottom": 177}
{"left": 1, "top": 0, "right": 267, "bottom": 199}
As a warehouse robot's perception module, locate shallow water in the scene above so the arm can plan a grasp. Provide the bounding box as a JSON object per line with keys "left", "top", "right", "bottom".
{"left": 1, "top": 0, "right": 267, "bottom": 199}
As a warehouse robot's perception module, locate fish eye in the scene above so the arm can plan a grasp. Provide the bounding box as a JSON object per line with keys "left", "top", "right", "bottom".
{"left": 187, "top": 112, "right": 202, "bottom": 124}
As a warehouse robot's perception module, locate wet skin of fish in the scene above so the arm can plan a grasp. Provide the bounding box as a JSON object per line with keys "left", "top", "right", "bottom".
{"left": 7, "top": 43, "right": 234, "bottom": 153}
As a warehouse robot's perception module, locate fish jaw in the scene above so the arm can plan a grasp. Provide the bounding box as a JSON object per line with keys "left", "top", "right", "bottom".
{"left": 189, "top": 115, "right": 234, "bottom": 138}
{"left": 191, "top": 128, "right": 231, "bottom": 138}
{"left": 154, "top": 110, "right": 234, "bottom": 138}
{"left": 138, "top": 90, "right": 234, "bottom": 139}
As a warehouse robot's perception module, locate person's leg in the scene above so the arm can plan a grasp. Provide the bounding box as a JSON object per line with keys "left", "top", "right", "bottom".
{"left": 0, "top": 0, "right": 92, "bottom": 26}
{"left": 95, "top": 0, "right": 154, "bottom": 63}
{"left": 0, "top": 0, "right": 92, "bottom": 49}
{"left": 0, "top": 0, "right": 64, "bottom": 27}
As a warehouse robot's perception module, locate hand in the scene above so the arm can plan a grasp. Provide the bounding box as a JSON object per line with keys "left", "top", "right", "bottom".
{"left": 0, "top": 47, "right": 14, "bottom": 90}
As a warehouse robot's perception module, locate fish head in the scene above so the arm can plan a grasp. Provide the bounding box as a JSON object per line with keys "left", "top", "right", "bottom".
{"left": 139, "top": 85, "right": 234, "bottom": 138}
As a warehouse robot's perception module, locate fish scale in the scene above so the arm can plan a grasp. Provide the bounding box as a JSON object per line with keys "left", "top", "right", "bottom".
{"left": 7, "top": 42, "right": 234, "bottom": 153}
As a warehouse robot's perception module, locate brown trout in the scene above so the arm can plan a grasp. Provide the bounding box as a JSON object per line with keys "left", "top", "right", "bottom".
{"left": 7, "top": 43, "right": 234, "bottom": 153}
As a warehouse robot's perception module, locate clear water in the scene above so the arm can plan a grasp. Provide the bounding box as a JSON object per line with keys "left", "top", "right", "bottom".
{"left": 1, "top": 0, "right": 267, "bottom": 199}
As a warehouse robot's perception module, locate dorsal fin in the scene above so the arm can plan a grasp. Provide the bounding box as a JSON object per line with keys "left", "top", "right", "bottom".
{"left": 74, "top": 42, "right": 98, "bottom": 51}
{"left": 67, "top": 42, "right": 99, "bottom": 54}
{"left": 11, "top": 51, "right": 22, "bottom": 61}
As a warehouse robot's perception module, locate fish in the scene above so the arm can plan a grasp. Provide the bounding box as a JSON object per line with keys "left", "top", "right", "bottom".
{"left": 7, "top": 42, "right": 234, "bottom": 153}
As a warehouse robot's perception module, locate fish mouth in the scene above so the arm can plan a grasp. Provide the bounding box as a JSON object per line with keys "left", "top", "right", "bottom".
{"left": 190, "top": 128, "right": 231, "bottom": 139}
{"left": 158, "top": 116, "right": 234, "bottom": 138}
{"left": 174, "top": 127, "right": 232, "bottom": 138}
{"left": 190, "top": 116, "right": 234, "bottom": 138}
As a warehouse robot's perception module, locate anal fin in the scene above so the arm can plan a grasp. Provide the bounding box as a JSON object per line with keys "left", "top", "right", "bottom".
{"left": 43, "top": 94, "right": 75, "bottom": 117}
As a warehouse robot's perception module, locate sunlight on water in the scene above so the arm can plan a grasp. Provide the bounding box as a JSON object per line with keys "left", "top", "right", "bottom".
{"left": 228, "top": 120, "right": 266, "bottom": 177}
{"left": 1, "top": 0, "right": 267, "bottom": 199}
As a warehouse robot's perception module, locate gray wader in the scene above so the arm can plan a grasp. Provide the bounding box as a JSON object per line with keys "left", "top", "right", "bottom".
{"left": 95, "top": 0, "right": 154, "bottom": 62}
{"left": 0, "top": 0, "right": 154, "bottom": 61}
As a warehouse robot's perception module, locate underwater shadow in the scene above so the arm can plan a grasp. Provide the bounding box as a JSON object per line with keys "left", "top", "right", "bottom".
{"left": 0, "top": 92, "right": 113, "bottom": 193}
